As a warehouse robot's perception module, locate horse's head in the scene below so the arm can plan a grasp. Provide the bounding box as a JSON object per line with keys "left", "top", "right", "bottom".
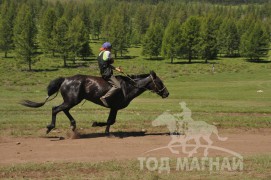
{"left": 148, "top": 71, "right": 169, "bottom": 98}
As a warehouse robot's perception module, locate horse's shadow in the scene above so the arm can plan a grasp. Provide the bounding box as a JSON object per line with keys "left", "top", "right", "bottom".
{"left": 44, "top": 131, "right": 169, "bottom": 140}
{"left": 79, "top": 131, "right": 169, "bottom": 139}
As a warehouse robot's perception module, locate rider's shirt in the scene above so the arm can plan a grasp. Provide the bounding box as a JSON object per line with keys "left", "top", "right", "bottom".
{"left": 101, "top": 50, "right": 112, "bottom": 61}
{"left": 97, "top": 50, "right": 115, "bottom": 79}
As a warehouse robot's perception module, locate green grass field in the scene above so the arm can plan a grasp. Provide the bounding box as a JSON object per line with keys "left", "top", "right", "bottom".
{"left": 0, "top": 45, "right": 271, "bottom": 136}
{"left": 0, "top": 155, "right": 271, "bottom": 180}
{"left": 0, "top": 155, "right": 270, "bottom": 179}
{"left": 0, "top": 44, "right": 271, "bottom": 179}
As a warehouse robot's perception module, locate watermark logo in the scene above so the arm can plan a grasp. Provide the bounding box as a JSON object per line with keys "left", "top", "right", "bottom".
{"left": 138, "top": 101, "right": 243, "bottom": 173}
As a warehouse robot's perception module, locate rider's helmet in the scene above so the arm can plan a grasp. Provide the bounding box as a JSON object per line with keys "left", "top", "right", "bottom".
{"left": 102, "top": 42, "right": 112, "bottom": 49}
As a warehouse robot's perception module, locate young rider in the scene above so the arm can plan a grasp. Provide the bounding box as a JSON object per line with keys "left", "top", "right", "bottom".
{"left": 97, "top": 42, "right": 123, "bottom": 107}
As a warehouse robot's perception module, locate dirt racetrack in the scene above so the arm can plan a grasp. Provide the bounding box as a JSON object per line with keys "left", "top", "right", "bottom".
{"left": 0, "top": 128, "right": 271, "bottom": 165}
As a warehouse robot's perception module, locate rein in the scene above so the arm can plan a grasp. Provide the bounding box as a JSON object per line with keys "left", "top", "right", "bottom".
{"left": 121, "top": 72, "right": 166, "bottom": 94}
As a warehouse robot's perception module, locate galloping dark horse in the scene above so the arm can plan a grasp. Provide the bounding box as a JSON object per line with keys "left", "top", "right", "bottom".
{"left": 20, "top": 71, "right": 169, "bottom": 135}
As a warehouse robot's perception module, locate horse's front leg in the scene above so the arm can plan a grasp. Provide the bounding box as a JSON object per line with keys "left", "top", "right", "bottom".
{"left": 105, "top": 109, "right": 118, "bottom": 136}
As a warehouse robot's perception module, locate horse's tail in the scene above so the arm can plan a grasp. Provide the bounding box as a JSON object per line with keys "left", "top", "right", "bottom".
{"left": 20, "top": 77, "right": 65, "bottom": 108}
{"left": 47, "top": 77, "right": 65, "bottom": 97}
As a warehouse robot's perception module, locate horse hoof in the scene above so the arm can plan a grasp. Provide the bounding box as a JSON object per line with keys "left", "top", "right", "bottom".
{"left": 46, "top": 128, "right": 52, "bottom": 134}
{"left": 70, "top": 125, "right": 76, "bottom": 131}
{"left": 92, "top": 122, "right": 98, "bottom": 127}
{"left": 46, "top": 125, "right": 55, "bottom": 134}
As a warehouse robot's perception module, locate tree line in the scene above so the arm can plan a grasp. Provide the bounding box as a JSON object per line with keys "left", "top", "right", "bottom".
{"left": 0, "top": 0, "right": 270, "bottom": 70}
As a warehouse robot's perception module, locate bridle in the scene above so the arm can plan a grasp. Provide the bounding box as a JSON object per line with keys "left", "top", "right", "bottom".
{"left": 150, "top": 74, "right": 166, "bottom": 94}
{"left": 121, "top": 72, "right": 166, "bottom": 94}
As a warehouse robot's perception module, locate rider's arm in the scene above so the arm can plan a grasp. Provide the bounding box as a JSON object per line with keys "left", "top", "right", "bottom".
{"left": 104, "top": 51, "right": 122, "bottom": 73}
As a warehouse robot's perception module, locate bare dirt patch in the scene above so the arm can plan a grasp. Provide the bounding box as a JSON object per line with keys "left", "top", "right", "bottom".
{"left": 0, "top": 128, "right": 271, "bottom": 165}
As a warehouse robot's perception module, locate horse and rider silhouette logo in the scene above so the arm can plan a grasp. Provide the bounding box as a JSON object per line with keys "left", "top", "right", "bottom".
{"left": 148, "top": 101, "right": 242, "bottom": 158}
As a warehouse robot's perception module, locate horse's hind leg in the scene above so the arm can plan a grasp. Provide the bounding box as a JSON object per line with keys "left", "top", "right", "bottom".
{"left": 47, "top": 105, "right": 60, "bottom": 134}
{"left": 47, "top": 103, "right": 74, "bottom": 134}
{"left": 63, "top": 110, "right": 76, "bottom": 131}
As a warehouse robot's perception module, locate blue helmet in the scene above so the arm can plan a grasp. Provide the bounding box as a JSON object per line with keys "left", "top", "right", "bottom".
{"left": 102, "top": 42, "right": 112, "bottom": 49}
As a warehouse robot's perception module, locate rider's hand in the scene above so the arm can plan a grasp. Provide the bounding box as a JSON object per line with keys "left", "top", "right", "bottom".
{"left": 116, "top": 67, "right": 123, "bottom": 73}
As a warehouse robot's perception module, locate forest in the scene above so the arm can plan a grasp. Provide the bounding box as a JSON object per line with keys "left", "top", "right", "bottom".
{"left": 0, "top": 0, "right": 270, "bottom": 70}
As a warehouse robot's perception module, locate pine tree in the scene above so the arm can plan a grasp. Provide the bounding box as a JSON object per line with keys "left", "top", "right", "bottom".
{"left": 107, "top": 11, "right": 130, "bottom": 58}
{"left": 13, "top": 4, "right": 37, "bottom": 71}
{"left": 200, "top": 15, "right": 218, "bottom": 63}
{"left": 0, "top": 0, "right": 16, "bottom": 58}
{"left": 161, "top": 20, "right": 182, "bottom": 63}
{"left": 52, "top": 17, "right": 69, "bottom": 67}
{"left": 55, "top": 1, "right": 64, "bottom": 18}
{"left": 227, "top": 20, "right": 240, "bottom": 57}
{"left": 68, "top": 15, "right": 91, "bottom": 62}
{"left": 142, "top": 23, "right": 164, "bottom": 59}
{"left": 63, "top": 2, "right": 76, "bottom": 22}
{"left": 217, "top": 19, "right": 240, "bottom": 57}
{"left": 240, "top": 22, "right": 269, "bottom": 61}
{"left": 38, "top": 8, "right": 57, "bottom": 56}
{"left": 78, "top": 4, "right": 91, "bottom": 34}
{"left": 182, "top": 16, "right": 201, "bottom": 63}
{"left": 91, "top": 12, "right": 102, "bottom": 40}
{"left": 149, "top": 3, "right": 170, "bottom": 29}
{"left": 236, "top": 15, "right": 255, "bottom": 38}
{"left": 134, "top": 5, "right": 150, "bottom": 38}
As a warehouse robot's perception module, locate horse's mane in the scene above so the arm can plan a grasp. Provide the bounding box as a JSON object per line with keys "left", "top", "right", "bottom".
{"left": 127, "top": 73, "right": 150, "bottom": 79}
{"left": 117, "top": 73, "right": 150, "bottom": 82}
